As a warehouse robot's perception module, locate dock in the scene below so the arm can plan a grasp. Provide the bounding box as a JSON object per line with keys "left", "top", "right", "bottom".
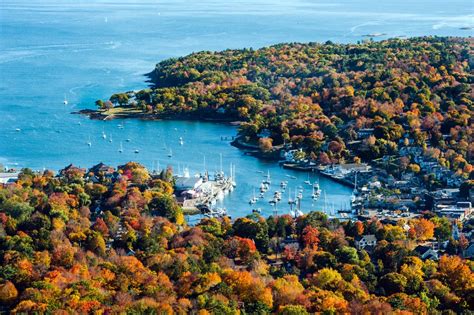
{"left": 175, "top": 167, "right": 236, "bottom": 217}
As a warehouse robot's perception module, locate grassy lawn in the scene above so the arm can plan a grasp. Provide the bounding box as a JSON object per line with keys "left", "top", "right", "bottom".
{"left": 102, "top": 106, "right": 143, "bottom": 116}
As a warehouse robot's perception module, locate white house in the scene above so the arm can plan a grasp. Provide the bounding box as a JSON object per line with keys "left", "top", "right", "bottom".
{"left": 355, "top": 235, "right": 377, "bottom": 250}
{"left": 414, "top": 245, "right": 439, "bottom": 260}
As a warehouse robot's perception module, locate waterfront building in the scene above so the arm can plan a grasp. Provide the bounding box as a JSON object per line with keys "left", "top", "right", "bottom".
{"left": 174, "top": 177, "right": 203, "bottom": 193}
{"left": 0, "top": 172, "right": 19, "bottom": 185}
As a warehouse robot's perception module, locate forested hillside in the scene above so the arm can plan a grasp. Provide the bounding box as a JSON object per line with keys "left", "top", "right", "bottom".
{"left": 1, "top": 163, "right": 473, "bottom": 313}
{"left": 106, "top": 37, "right": 473, "bottom": 176}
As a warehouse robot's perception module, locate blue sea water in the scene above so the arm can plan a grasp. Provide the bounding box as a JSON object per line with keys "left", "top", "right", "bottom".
{"left": 0, "top": 0, "right": 472, "bottom": 218}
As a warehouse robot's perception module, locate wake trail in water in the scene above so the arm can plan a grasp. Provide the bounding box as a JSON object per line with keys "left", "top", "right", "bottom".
{"left": 0, "top": 41, "right": 121, "bottom": 64}
{"left": 345, "top": 20, "right": 383, "bottom": 37}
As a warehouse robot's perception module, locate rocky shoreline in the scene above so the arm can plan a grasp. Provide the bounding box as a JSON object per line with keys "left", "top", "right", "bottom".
{"left": 74, "top": 107, "right": 241, "bottom": 124}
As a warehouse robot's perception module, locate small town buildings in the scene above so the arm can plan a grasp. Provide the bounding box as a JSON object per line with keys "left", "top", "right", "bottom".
{"left": 355, "top": 235, "right": 377, "bottom": 250}
{"left": 425, "top": 188, "right": 460, "bottom": 210}
{"left": 435, "top": 202, "right": 473, "bottom": 222}
{"left": 323, "top": 163, "right": 372, "bottom": 178}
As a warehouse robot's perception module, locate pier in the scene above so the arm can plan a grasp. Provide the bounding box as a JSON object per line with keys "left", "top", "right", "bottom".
{"left": 181, "top": 177, "right": 235, "bottom": 212}
{"left": 175, "top": 163, "right": 237, "bottom": 217}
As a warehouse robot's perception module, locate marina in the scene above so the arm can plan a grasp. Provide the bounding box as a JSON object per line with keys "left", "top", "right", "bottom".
{"left": 2, "top": 117, "right": 353, "bottom": 219}
{"left": 7, "top": 0, "right": 468, "bottom": 220}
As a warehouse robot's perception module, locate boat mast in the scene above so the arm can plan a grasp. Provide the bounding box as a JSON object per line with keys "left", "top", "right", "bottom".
{"left": 324, "top": 190, "right": 327, "bottom": 213}
{"left": 219, "top": 153, "right": 223, "bottom": 174}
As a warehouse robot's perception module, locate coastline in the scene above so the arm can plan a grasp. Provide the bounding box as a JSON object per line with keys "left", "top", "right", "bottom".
{"left": 73, "top": 106, "right": 242, "bottom": 124}
{"left": 75, "top": 107, "right": 359, "bottom": 188}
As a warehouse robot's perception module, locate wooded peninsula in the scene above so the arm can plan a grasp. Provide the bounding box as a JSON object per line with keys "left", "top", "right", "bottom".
{"left": 88, "top": 37, "right": 473, "bottom": 178}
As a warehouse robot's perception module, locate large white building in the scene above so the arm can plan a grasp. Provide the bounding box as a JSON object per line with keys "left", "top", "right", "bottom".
{"left": 0, "top": 172, "right": 19, "bottom": 185}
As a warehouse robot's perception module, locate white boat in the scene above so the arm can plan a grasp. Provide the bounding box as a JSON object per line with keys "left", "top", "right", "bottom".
{"left": 179, "top": 137, "right": 184, "bottom": 146}
{"left": 15, "top": 128, "right": 21, "bottom": 132}
{"left": 118, "top": 142, "right": 123, "bottom": 153}
{"left": 304, "top": 174, "right": 311, "bottom": 185}
{"left": 134, "top": 149, "right": 139, "bottom": 154}
{"left": 102, "top": 131, "right": 107, "bottom": 139}
{"left": 63, "top": 94, "right": 68, "bottom": 105}
{"left": 249, "top": 189, "right": 258, "bottom": 204}
{"left": 109, "top": 134, "right": 113, "bottom": 143}
{"left": 86, "top": 136, "right": 92, "bottom": 147}
{"left": 312, "top": 182, "right": 321, "bottom": 199}
{"left": 126, "top": 138, "right": 131, "bottom": 142}
{"left": 263, "top": 171, "right": 271, "bottom": 185}
{"left": 168, "top": 149, "right": 173, "bottom": 157}
{"left": 287, "top": 188, "right": 296, "bottom": 205}
{"left": 117, "top": 124, "right": 124, "bottom": 129}
{"left": 274, "top": 191, "right": 281, "bottom": 201}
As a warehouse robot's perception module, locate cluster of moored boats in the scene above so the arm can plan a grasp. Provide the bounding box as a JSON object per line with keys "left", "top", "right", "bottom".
{"left": 249, "top": 171, "right": 323, "bottom": 217}
{"left": 84, "top": 124, "right": 184, "bottom": 157}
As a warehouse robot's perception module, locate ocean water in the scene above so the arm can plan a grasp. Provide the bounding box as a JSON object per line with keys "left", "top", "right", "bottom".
{"left": 0, "top": 0, "right": 472, "bottom": 217}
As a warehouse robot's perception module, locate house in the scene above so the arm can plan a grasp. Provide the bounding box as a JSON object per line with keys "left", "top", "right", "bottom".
{"left": 355, "top": 235, "right": 377, "bottom": 250}
{"left": 452, "top": 223, "right": 461, "bottom": 241}
{"left": 280, "top": 238, "right": 301, "bottom": 251}
{"left": 282, "top": 149, "right": 304, "bottom": 162}
{"left": 463, "top": 243, "right": 474, "bottom": 259}
{"left": 356, "top": 128, "right": 374, "bottom": 139}
{"left": 399, "top": 146, "right": 423, "bottom": 157}
{"left": 59, "top": 164, "right": 86, "bottom": 178}
{"left": 89, "top": 162, "right": 115, "bottom": 175}
{"left": 402, "top": 223, "right": 411, "bottom": 233}
{"left": 414, "top": 245, "right": 439, "bottom": 260}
